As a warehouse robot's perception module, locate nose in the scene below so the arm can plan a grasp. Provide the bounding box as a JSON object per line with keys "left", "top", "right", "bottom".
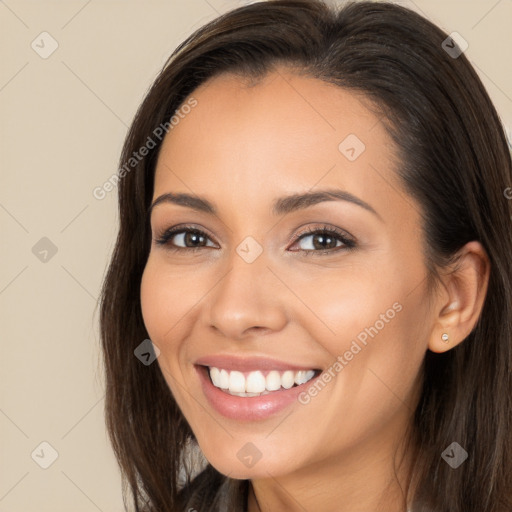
{"left": 206, "top": 246, "right": 288, "bottom": 340}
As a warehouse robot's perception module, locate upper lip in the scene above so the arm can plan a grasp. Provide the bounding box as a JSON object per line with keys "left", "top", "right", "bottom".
{"left": 194, "top": 354, "right": 321, "bottom": 373}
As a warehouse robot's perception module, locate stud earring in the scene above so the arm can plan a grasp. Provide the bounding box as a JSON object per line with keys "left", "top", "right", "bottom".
{"left": 441, "top": 333, "right": 449, "bottom": 343}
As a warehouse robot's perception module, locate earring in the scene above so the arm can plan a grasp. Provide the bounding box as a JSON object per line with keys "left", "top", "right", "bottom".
{"left": 441, "top": 333, "right": 449, "bottom": 343}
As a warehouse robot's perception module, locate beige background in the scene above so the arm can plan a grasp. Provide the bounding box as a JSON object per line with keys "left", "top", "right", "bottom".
{"left": 1, "top": 0, "right": 511, "bottom": 510}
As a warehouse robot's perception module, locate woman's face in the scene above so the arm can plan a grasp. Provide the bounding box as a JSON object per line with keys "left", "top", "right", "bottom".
{"left": 140, "top": 70, "right": 435, "bottom": 479}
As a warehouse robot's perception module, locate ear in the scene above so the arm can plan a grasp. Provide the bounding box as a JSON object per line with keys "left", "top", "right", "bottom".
{"left": 428, "top": 241, "right": 491, "bottom": 354}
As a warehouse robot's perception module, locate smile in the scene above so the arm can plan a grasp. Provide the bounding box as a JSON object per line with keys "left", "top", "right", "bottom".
{"left": 208, "top": 367, "right": 319, "bottom": 397}
{"left": 194, "top": 356, "right": 323, "bottom": 421}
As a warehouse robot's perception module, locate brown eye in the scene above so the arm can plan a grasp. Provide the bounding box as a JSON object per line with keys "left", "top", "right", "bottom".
{"left": 155, "top": 226, "right": 216, "bottom": 250}
{"left": 290, "top": 225, "right": 356, "bottom": 255}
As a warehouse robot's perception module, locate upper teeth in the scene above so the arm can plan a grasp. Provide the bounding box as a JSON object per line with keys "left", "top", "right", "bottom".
{"left": 208, "top": 367, "right": 316, "bottom": 396}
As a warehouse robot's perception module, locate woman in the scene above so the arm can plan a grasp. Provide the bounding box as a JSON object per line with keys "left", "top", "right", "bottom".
{"left": 99, "top": 1, "right": 512, "bottom": 511}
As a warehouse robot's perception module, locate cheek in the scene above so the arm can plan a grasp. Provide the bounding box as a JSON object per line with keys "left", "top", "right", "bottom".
{"left": 140, "top": 261, "right": 192, "bottom": 402}
{"left": 140, "top": 258, "right": 202, "bottom": 378}
{"left": 292, "top": 266, "right": 390, "bottom": 344}
{"left": 304, "top": 267, "right": 426, "bottom": 397}
{"left": 309, "top": 256, "right": 429, "bottom": 358}
{"left": 140, "top": 254, "right": 211, "bottom": 336}
{"left": 140, "top": 261, "right": 163, "bottom": 340}
{"left": 140, "top": 258, "right": 184, "bottom": 349}
{"left": 335, "top": 289, "right": 427, "bottom": 415}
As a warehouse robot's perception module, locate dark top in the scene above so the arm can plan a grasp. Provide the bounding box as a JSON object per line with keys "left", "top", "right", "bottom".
{"left": 177, "top": 466, "right": 248, "bottom": 511}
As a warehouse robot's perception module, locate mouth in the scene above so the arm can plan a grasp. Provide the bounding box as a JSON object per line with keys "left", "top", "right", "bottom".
{"left": 205, "top": 366, "right": 321, "bottom": 397}
{"left": 194, "top": 356, "right": 323, "bottom": 421}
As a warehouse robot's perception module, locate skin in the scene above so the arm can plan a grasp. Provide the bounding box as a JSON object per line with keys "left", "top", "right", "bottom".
{"left": 140, "top": 68, "right": 490, "bottom": 512}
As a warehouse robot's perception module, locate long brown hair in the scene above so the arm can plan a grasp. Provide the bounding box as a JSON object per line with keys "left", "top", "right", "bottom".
{"left": 99, "top": 1, "right": 512, "bottom": 511}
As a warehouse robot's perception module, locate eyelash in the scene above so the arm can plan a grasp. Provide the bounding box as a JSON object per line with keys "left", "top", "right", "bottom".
{"left": 154, "top": 223, "right": 356, "bottom": 256}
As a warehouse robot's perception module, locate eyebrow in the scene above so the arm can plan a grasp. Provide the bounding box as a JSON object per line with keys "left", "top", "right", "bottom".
{"left": 148, "top": 188, "right": 382, "bottom": 221}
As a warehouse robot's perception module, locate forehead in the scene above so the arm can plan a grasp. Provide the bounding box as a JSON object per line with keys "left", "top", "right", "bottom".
{"left": 162, "top": 70, "right": 387, "bottom": 153}
{"left": 153, "top": 69, "right": 403, "bottom": 216}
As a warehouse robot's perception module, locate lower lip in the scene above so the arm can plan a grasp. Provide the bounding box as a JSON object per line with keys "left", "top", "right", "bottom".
{"left": 196, "top": 365, "right": 320, "bottom": 421}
